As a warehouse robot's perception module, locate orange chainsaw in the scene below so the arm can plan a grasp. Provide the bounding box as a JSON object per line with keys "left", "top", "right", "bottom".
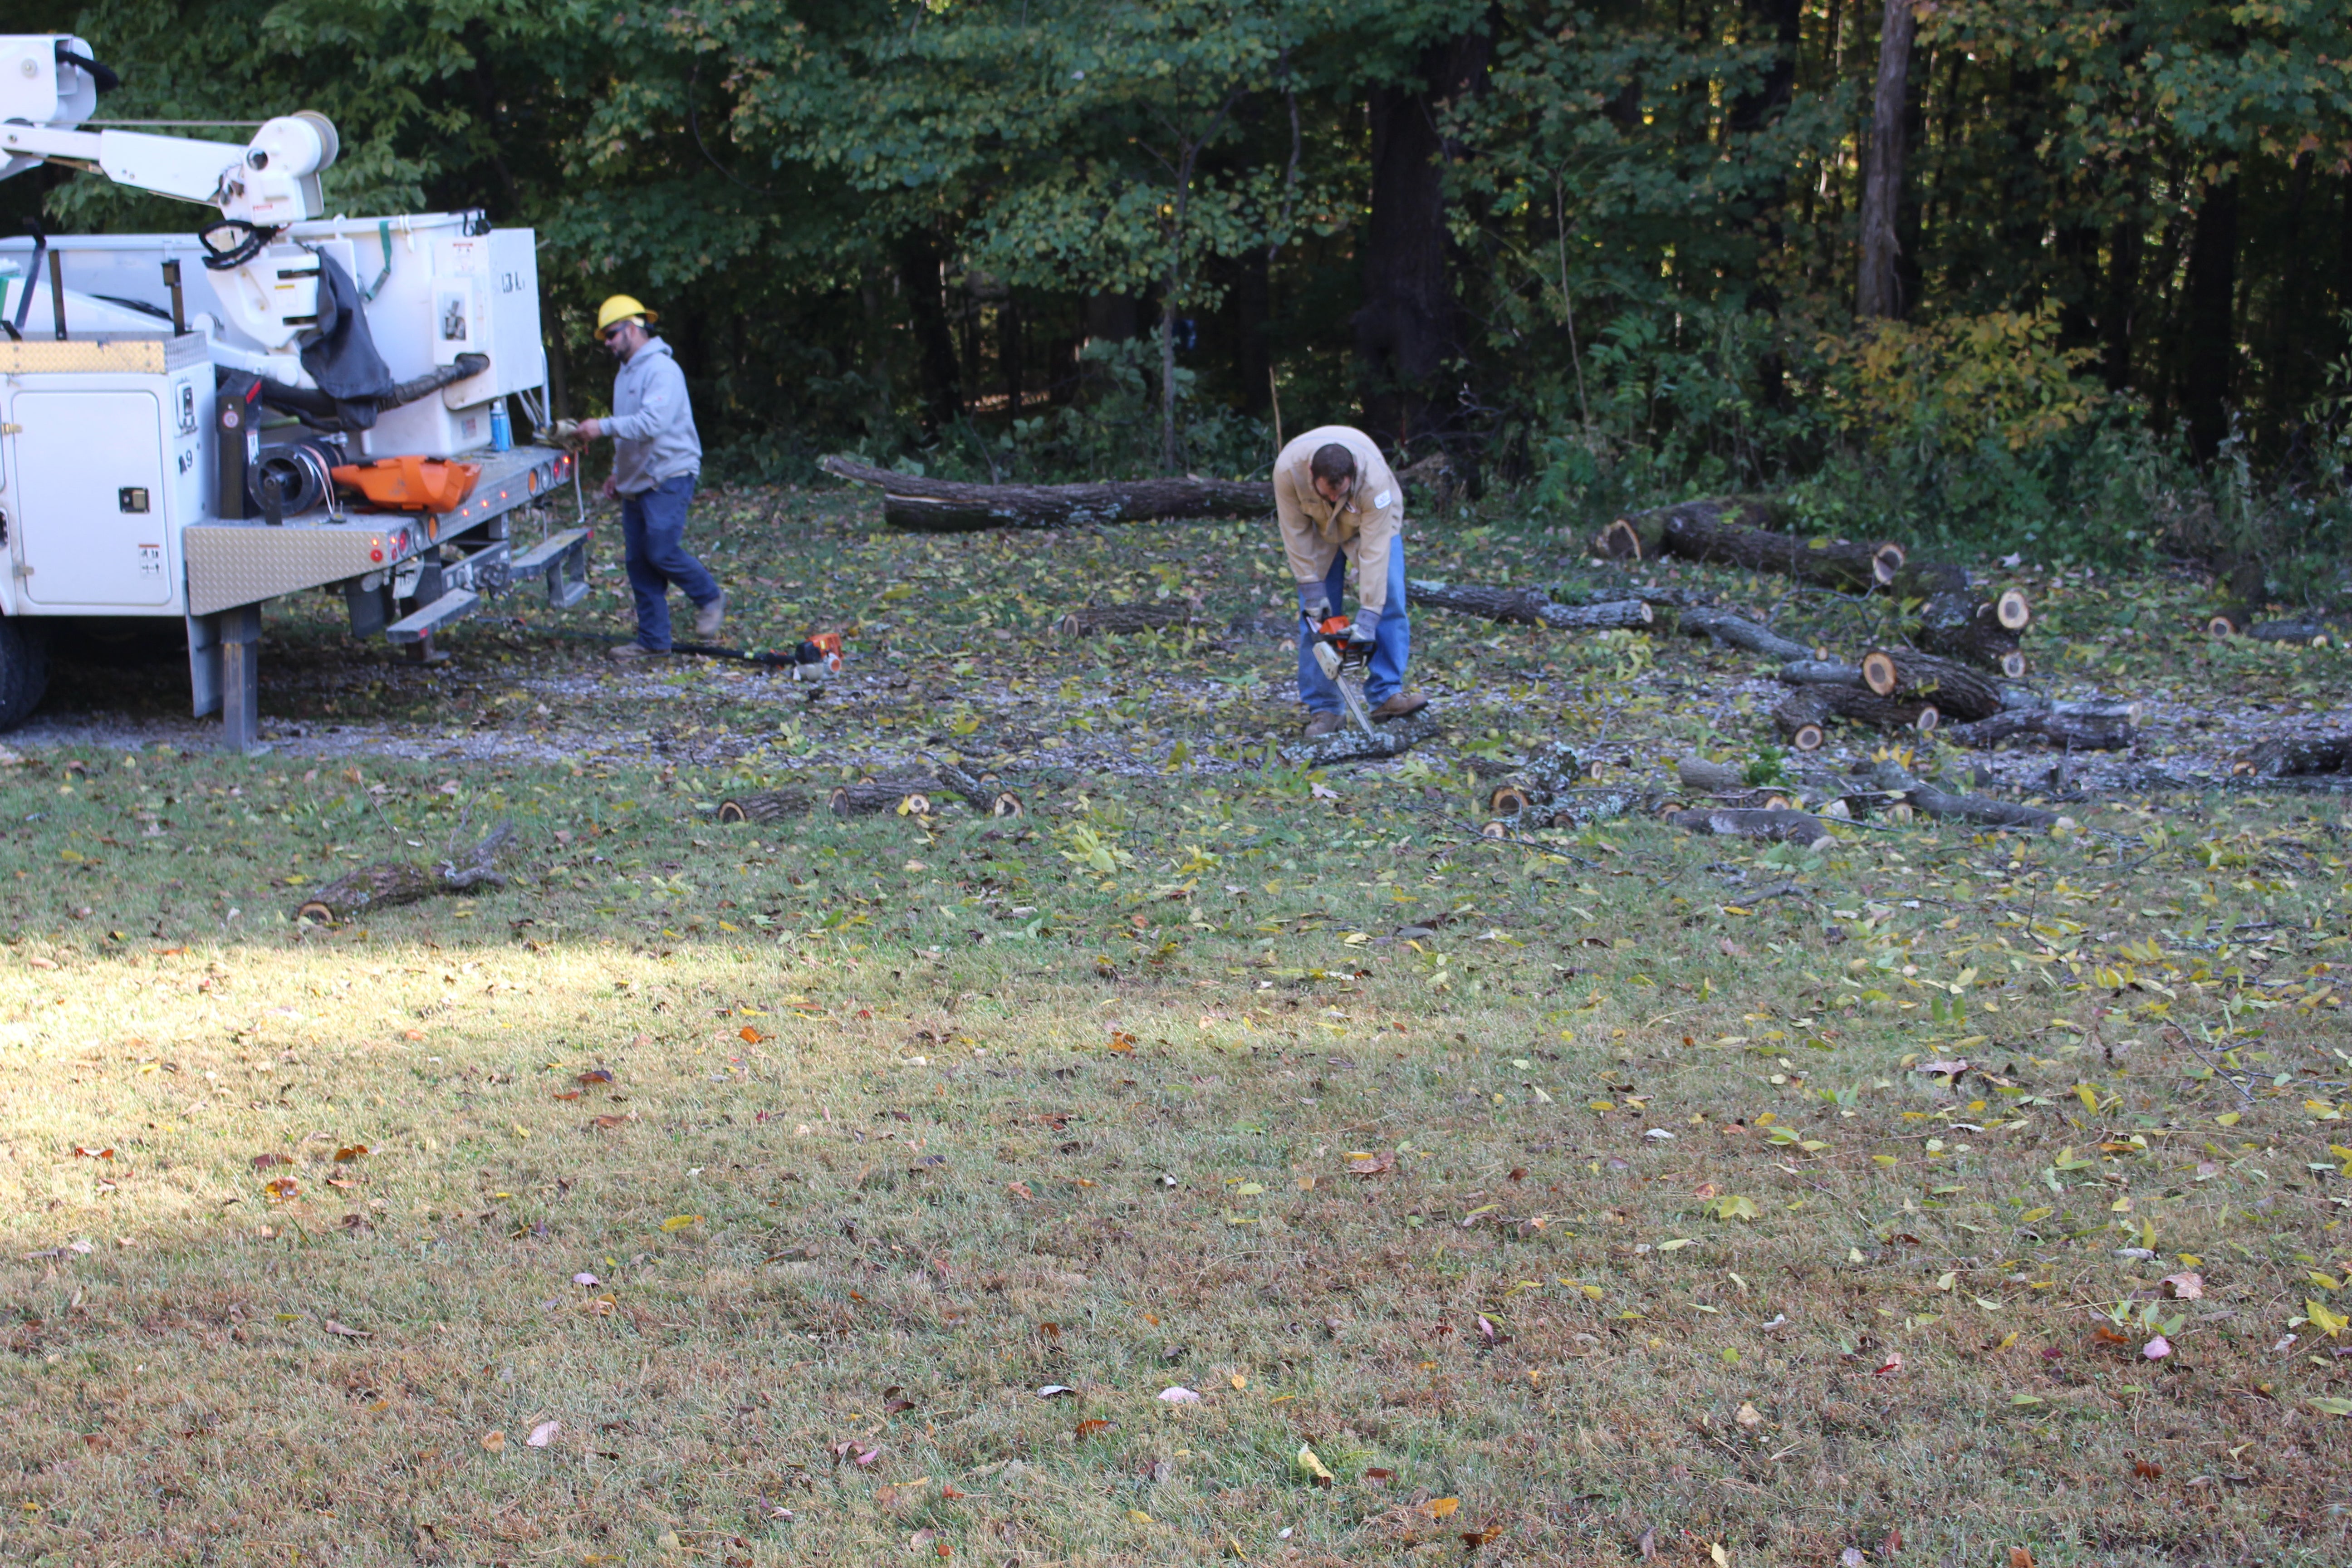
{"left": 1309, "top": 614, "right": 1377, "bottom": 738}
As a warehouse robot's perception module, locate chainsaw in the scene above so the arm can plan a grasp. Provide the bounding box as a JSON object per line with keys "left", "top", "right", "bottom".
{"left": 1308, "top": 615, "right": 1377, "bottom": 737}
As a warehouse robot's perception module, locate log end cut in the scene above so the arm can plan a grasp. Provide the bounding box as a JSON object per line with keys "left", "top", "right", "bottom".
{"left": 1859, "top": 648, "right": 1900, "bottom": 696}
{"left": 1995, "top": 587, "right": 2031, "bottom": 631}
{"left": 1594, "top": 518, "right": 1645, "bottom": 560}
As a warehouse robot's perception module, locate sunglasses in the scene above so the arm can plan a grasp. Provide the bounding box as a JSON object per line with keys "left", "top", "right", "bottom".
{"left": 600, "top": 322, "right": 631, "bottom": 342}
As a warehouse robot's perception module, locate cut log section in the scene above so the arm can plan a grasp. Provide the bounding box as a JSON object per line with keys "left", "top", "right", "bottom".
{"left": 1874, "top": 649, "right": 2003, "bottom": 722}
{"left": 1945, "top": 704, "right": 2136, "bottom": 751}
{"left": 1406, "top": 579, "right": 1652, "bottom": 631}
{"left": 2243, "top": 734, "right": 2352, "bottom": 778}
{"left": 936, "top": 764, "right": 1026, "bottom": 817}
{"left": 1676, "top": 756, "right": 1747, "bottom": 794}
{"left": 1591, "top": 497, "right": 1790, "bottom": 563}
{"left": 1774, "top": 687, "right": 1831, "bottom": 751}
{"left": 715, "top": 789, "right": 812, "bottom": 823}
{"left": 2244, "top": 619, "right": 2339, "bottom": 645}
{"left": 1777, "top": 659, "right": 1866, "bottom": 689}
{"left": 294, "top": 822, "right": 511, "bottom": 924}
{"left": 1056, "top": 601, "right": 1200, "bottom": 637}
{"left": 821, "top": 456, "right": 1269, "bottom": 532}
{"left": 1658, "top": 508, "right": 1906, "bottom": 594}
{"left": 1866, "top": 760, "right": 2066, "bottom": 830}
{"left": 1915, "top": 590, "right": 2028, "bottom": 676}
{"left": 1680, "top": 608, "right": 1815, "bottom": 663}
{"left": 830, "top": 781, "right": 936, "bottom": 817}
{"left": 1285, "top": 713, "right": 1440, "bottom": 766}
{"left": 1665, "top": 807, "right": 1833, "bottom": 850}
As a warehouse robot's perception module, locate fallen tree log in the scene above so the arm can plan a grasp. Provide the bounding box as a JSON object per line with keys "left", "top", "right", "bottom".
{"left": 936, "top": 763, "right": 1026, "bottom": 817}
{"left": 1944, "top": 702, "right": 2136, "bottom": 751}
{"left": 2243, "top": 734, "right": 2352, "bottom": 778}
{"left": 1871, "top": 649, "right": 2004, "bottom": 722}
{"left": 1915, "top": 589, "right": 2029, "bottom": 676}
{"left": 1488, "top": 741, "right": 1593, "bottom": 817}
{"left": 1774, "top": 685, "right": 1939, "bottom": 750}
{"left": 1665, "top": 806, "right": 1833, "bottom": 850}
{"left": 1592, "top": 497, "right": 1791, "bottom": 563}
{"left": 294, "top": 822, "right": 511, "bottom": 924}
{"left": 830, "top": 780, "right": 936, "bottom": 817}
{"left": 1406, "top": 579, "right": 1651, "bottom": 631}
{"left": 1681, "top": 608, "right": 1815, "bottom": 663}
{"left": 1867, "top": 760, "right": 2066, "bottom": 830}
{"left": 715, "top": 789, "right": 813, "bottom": 823}
{"left": 1778, "top": 659, "right": 1867, "bottom": 689}
{"left": 1056, "top": 601, "right": 1200, "bottom": 637}
{"left": 1657, "top": 507, "right": 1907, "bottom": 593}
{"left": 1284, "top": 713, "right": 1440, "bottom": 767}
{"left": 821, "top": 455, "right": 1269, "bottom": 532}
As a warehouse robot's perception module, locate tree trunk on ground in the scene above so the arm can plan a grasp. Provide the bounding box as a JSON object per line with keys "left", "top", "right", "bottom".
{"left": 1667, "top": 807, "right": 1832, "bottom": 849}
{"left": 830, "top": 781, "right": 938, "bottom": 817}
{"left": 2180, "top": 174, "right": 2239, "bottom": 461}
{"left": 1942, "top": 706, "right": 2135, "bottom": 751}
{"left": 294, "top": 822, "right": 511, "bottom": 923}
{"left": 1773, "top": 687, "right": 1833, "bottom": 750}
{"left": 1657, "top": 507, "right": 1904, "bottom": 593}
{"left": 1857, "top": 0, "right": 1918, "bottom": 318}
{"left": 1681, "top": 608, "right": 1816, "bottom": 663}
{"left": 1775, "top": 684, "right": 1937, "bottom": 748}
{"left": 1405, "top": 579, "right": 1651, "bottom": 631}
{"left": 716, "top": 789, "right": 812, "bottom": 823}
{"left": 1874, "top": 649, "right": 2003, "bottom": 721}
{"left": 1592, "top": 495, "right": 1790, "bottom": 562}
{"left": 1286, "top": 713, "right": 1441, "bottom": 766}
{"left": 1914, "top": 590, "right": 2028, "bottom": 675}
{"left": 820, "top": 456, "right": 1269, "bottom": 531}
{"left": 1055, "top": 601, "right": 1201, "bottom": 637}
{"left": 2244, "top": 734, "right": 2352, "bottom": 778}
{"left": 1867, "top": 759, "right": 2064, "bottom": 829}
{"left": 934, "top": 764, "right": 1025, "bottom": 817}
{"left": 1357, "top": 20, "right": 1494, "bottom": 448}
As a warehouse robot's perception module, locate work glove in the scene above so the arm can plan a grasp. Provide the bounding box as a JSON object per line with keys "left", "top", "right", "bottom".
{"left": 1298, "top": 583, "right": 1333, "bottom": 622}
{"left": 1346, "top": 605, "right": 1381, "bottom": 651}
{"left": 550, "top": 418, "right": 586, "bottom": 451}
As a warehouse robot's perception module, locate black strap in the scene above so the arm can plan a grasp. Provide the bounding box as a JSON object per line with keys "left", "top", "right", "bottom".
{"left": 6, "top": 221, "right": 46, "bottom": 343}
{"left": 54, "top": 44, "right": 120, "bottom": 93}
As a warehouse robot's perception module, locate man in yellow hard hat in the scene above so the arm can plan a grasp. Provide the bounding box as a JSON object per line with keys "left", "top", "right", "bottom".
{"left": 573, "top": 295, "right": 723, "bottom": 659}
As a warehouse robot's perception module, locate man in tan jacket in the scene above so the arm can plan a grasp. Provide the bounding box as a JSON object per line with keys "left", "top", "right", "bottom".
{"left": 1275, "top": 425, "right": 1428, "bottom": 737}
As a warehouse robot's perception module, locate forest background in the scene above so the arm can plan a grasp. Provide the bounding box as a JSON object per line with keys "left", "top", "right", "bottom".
{"left": 5, "top": 0, "right": 2352, "bottom": 591}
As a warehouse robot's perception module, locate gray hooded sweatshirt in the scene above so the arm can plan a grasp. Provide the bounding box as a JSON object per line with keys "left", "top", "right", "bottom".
{"left": 604, "top": 337, "right": 703, "bottom": 495}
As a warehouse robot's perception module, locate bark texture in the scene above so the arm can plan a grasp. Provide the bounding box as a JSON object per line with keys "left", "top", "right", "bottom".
{"left": 1857, "top": 0, "right": 1918, "bottom": 318}
{"left": 821, "top": 456, "right": 1269, "bottom": 532}
{"left": 715, "top": 789, "right": 813, "bottom": 823}
{"left": 2244, "top": 734, "right": 2352, "bottom": 778}
{"left": 1867, "top": 760, "right": 2063, "bottom": 829}
{"left": 1681, "top": 608, "right": 1815, "bottom": 663}
{"left": 1406, "top": 579, "right": 1652, "bottom": 631}
{"left": 1666, "top": 807, "right": 1833, "bottom": 848}
{"left": 1055, "top": 602, "right": 1201, "bottom": 637}
{"left": 294, "top": 823, "right": 511, "bottom": 923}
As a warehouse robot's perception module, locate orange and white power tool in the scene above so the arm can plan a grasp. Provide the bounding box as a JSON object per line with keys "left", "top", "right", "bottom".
{"left": 1308, "top": 615, "right": 1377, "bottom": 738}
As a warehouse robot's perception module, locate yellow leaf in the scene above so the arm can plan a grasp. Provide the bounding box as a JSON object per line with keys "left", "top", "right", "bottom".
{"left": 510, "top": 1122, "right": 531, "bottom": 1139}
{"left": 660, "top": 1215, "right": 701, "bottom": 1233}
{"left": 2309, "top": 1300, "right": 2349, "bottom": 1338}
{"left": 2019, "top": 1206, "right": 2053, "bottom": 1223}
{"left": 1295, "top": 1444, "right": 1334, "bottom": 1484}
{"left": 1712, "top": 1544, "right": 1731, "bottom": 1568}
{"left": 1127, "top": 1509, "right": 1154, "bottom": 1526}
{"left": 2215, "top": 1112, "right": 2240, "bottom": 1127}
{"left": 1421, "top": 1498, "right": 1460, "bottom": 1520}
{"left": 2074, "top": 1084, "right": 2099, "bottom": 1113}
{"left": 1231, "top": 1373, "right": 1249, "bottom": 1391}
{"left": 479, "top": 1429, "right": 506, "bottom": 1452}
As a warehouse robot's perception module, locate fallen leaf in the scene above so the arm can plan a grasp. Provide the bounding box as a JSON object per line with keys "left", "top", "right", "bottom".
{"left": 1075, "top": 1418, "right": 1114, "bottom": 1438}
{"left": 480, "top": 1429, "right": 506, "bottom": 1453}
{"left": 322, "top": 1319, "right": 370, "bottom": 1338}
{"left": 333, "top": 1144, "right": 368, "bottom": 1162}
{"left": 1344, "top": 1150, "right": 1395, "bottom": 1177}
{"left": 1872, "top": 1353, "right": 1902, "bottom": 1377}
{"left": 578, "top": 1068, "right": 614, "bottom": 1085}
{"left": 1107, "top": 1030, "right": 1136, "bottom": 1054}
{"left": 1915, "top": 1059, "right": 1971, "bottom": 1077}
{"left": 1841, "top": 1552, "right": 1866, "bottom": 1568}
{"left": 72, "top": 1146, "right": 113, "bottom": 1160}
{"left": 1230, "top": 1372, "right": 1248, "bottom": 1390}
{"left": 1157, "top": 1387, "right": 1200, "bottom": 1404}
{"left": 591, "top": 1114, "right": 627, "bottom": 1130}
{"left": 2092, "top": 1325, "right": 2133, "bottom": 1346}
{"left": 2132, "top": 1458, "right": 2160, "bottom": 1480}
{"left": 1735, "top": 1402, "right": 1763, "bottom": 1428}
{"left": 659, "top": 1214, "right": 701, "bottom": 1232}
{"left": 2308, "top": 1396, "right": 2352, "bottom": 1416}
{"left": 2142, "top": 1335, "right": 2171, "bottom": 1360}
{"left": 1005, "top": 1180, "right": 1034, "bottom": 1200}
{"left": 740, "top": 1025, "right": 764, "bottom": 1044}
{"left": 1421, "top": 1498, "right": 1460, "bottom": 1520}
{"left": 1295, "top": 1443, "right": 1335, "bottom": 1487}
{"left": 251, "top": 1152, "right": 292, "bottom": 1171}
{"left": 1127, "top": 1509, "right": 1155, "bottom": 1525}
{"left": 554, "top": 1090, "right": 582, "bottom": 1101}
{"left": 528, "top": 1420, "right": 561, "bottom": 1447}
{"left": 1036, "top": 1385, "right": 1078, "bottom": 1399}
{"left": 1363, "top": 1466, "right": 1395, "bottom": 1485}
{"left": 1462, "top": 1524, "right": 1503, "bottom": 1548}
{"left": 2008, "top": 1549, "right": 2034, "bottom": 1568}
{"left": 1711, "top": 1546, "right": 1730, "bottom": 1568}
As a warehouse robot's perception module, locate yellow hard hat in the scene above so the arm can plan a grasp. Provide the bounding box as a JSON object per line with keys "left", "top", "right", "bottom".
{"left": 595, "top": 294, "right": 657, "bottom": 333}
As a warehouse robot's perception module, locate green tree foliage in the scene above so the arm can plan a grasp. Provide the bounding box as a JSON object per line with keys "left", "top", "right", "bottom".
{"left": 5, "top": 0, "right": 2351, "bottom": 561}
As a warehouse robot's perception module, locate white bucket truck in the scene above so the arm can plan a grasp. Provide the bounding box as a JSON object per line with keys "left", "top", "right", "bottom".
{"left": 0, "top": 34, "right": 590, "bottom": 748}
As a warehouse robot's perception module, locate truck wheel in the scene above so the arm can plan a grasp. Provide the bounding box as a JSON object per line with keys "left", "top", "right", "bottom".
{"left": 0, "top": 617, "right": 51, "bottom": 730}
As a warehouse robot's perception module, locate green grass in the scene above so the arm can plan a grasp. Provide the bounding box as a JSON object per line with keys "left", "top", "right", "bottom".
{"left": 2, "top": 735, "right": 2349, "bottom": 1566}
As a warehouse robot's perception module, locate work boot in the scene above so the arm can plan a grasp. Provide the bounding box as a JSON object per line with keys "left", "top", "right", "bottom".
{"left": 1369, "top": 692, "right": 1429, "bottom": 722}
{"left": 606, "top": 642, "right": 660, "bottom": 662}
{"left": 692, "top": 591, "right": 727, "bottom": 641}
{"left": 1303, "top": 712, "right": 1344, "bottom": 740}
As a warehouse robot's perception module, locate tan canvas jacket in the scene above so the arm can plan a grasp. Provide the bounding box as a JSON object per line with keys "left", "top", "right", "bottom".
{"left": 1274, "top": 425, "right": 1403, "bottom": 615}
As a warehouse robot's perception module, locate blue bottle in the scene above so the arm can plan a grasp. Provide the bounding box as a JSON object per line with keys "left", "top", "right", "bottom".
{"left": 488, "top": 399, "right": 513, "bottom": 452}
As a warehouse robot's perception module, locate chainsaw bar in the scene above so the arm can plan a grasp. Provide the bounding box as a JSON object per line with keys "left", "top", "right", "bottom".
{"left": 1310, "top": 641, "right": 1377, "bottom": 738}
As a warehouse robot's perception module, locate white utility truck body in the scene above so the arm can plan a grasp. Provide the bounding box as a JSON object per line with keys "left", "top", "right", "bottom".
{"left": 0, "top": 34, "right": 589, "bottom": 748}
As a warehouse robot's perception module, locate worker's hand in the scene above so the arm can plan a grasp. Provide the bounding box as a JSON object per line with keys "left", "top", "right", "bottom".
{"left": 599, "top": 475, "right": 620, "bottom": 500}
{"left": 576, "top": 417, "right": 603, "bottom": 441}
{"left": 1297, "top": 583, "right": 1333, "bottom": 622}
{"left": 1345, "top": 606, "right": 1380, "bottom": 652}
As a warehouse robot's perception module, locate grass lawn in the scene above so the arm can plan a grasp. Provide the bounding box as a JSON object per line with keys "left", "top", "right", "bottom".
{"left": 3, "top": 490, "right": 2351, "bottom": 1564}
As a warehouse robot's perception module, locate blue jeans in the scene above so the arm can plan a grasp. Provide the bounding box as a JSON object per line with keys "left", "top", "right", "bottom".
{"left": 620, "top": 475, "right": 719, "bottom": 651}
{"left": 1298, "top": 536, "right": 1411, "bottom": 713}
